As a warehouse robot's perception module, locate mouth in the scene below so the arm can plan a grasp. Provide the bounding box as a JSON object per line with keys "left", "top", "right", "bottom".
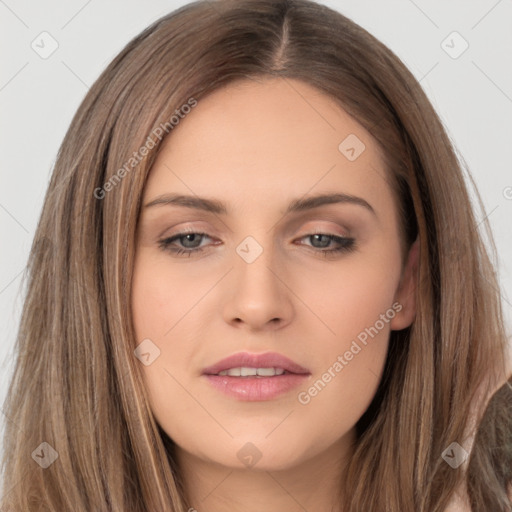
{"left": 215, "top": 367, "right": 289, "bottom": 377}
{"left": 202, "top": 352, "right": 311, "bottom": 401}
{"left": 202, "top": 351, "right": 310, "bottom": 376}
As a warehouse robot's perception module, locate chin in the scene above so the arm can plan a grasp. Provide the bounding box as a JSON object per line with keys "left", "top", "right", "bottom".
{"left": 202, "top": 435, "right": 315, "bottom": 472}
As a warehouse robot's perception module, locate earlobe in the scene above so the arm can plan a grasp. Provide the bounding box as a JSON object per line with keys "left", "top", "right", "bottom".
{"left": 390, "top": 237, "right": 420, "bottom": 331}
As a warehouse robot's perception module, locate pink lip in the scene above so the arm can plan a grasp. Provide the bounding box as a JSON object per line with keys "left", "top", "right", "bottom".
{"left": 201, "top": 351, "right": 311, "bottom": 402}
{"left": 204, "top": 373, "right": 310, "bottom": 401}
{"left": 201, "top": 351, "right": 310, "bottom": 376}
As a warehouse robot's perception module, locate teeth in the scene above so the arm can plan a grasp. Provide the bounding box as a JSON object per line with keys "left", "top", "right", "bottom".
{"left": 217, "top": 367, "right": 286, "bottom": 377}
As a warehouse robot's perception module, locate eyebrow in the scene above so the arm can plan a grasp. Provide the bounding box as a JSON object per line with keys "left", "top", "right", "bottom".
{"left": 144, "top": 192, "right": 376, "bottom": 217}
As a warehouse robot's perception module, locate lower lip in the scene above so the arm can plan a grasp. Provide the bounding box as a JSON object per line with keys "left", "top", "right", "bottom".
{"left": 203, "top": 373, "right": 310, "bottom": 401}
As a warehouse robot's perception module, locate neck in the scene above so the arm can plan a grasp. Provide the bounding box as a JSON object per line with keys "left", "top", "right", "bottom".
{"left": 175, "top": 430, "right": 355, "bottom": 512}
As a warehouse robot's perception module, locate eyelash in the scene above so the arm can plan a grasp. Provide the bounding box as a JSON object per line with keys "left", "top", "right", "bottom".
{"left": 157, "top": 230, "right": 356, "bottom": 258}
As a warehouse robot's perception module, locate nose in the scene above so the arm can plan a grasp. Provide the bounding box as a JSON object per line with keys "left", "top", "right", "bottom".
{"left": 222, "top": 237, "right": 294, "bottom": 331}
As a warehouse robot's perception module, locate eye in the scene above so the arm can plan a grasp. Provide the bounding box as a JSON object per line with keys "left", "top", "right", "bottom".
{"left": 157, "top": 231, "right": 356, "bottom": 258}
{"left": 158, "top": 230, "right": 214, "bottom": 257}
{"left": 296, "top": 233, "right": 356, "bottom": 257}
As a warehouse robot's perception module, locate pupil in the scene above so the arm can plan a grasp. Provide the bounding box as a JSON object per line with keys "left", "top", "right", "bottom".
{"left": 313, "top": 234, "right": 329, "bottom": 248}
{"left": 183, "top": 234, "right": 200, "bottom": 248}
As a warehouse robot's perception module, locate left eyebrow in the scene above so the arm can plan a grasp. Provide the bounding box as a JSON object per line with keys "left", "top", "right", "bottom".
{"left": 143, "top": 192, "right": 377, "bottom": 217}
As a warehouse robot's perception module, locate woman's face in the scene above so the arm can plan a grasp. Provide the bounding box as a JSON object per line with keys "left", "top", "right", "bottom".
{"left": 131, "top": 77, "right": 418, "bottom": 472}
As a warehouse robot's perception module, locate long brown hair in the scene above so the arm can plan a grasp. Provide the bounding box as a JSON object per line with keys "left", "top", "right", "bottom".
{"left": 1, "top": 0, "right": 510, "bottom": 510}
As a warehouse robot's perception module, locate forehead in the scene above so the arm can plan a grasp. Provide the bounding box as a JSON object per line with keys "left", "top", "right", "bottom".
{"left": 143, "top": 77, "right": 392, "bottom": 219}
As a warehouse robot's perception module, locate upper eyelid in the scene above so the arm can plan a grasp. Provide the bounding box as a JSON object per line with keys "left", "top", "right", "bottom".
{"left": 145, "top": 208, "right": 359, "bottom": 237}
{"left": 163, "top": 228, "right": 349, "bottom": 238}
{"left": 162, "top": 219, "right": 351, "bottom": 238}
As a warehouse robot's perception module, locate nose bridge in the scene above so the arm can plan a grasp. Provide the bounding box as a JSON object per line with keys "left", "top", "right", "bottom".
{"left": 224, "top": 231, "right": 293, "bottom": 328}
{"left": 234, "top": 233, "right": 281, "bottom": 292}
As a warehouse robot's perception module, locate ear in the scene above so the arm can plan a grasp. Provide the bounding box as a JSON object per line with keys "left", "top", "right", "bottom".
{"left": 390, "top": 237, "right": 420, "bottom": 331}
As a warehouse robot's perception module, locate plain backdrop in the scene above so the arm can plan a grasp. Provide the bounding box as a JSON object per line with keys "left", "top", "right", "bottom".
{"left": 1, "top": 0, "right": 511, "bottom": 459}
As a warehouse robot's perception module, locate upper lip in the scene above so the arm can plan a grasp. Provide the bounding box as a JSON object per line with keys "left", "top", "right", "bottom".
{"left": 202, "top": 351, "right": 310, "bottom": 375}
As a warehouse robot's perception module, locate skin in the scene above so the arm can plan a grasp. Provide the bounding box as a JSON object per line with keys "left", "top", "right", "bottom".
{"left": 131, "top": 77, "right": 419, "bottom": 512}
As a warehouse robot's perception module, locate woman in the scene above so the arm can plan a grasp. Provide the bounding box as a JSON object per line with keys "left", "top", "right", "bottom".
{"left": 1, "top": 0, "right": 510, "bottom": 510}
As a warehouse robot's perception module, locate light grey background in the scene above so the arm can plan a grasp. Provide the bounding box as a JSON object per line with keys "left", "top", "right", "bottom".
{"left": 1, "top": 0, "right": 511, "bottom": 458}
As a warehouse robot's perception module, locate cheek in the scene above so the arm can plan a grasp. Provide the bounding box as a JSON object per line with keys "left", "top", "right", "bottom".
{"left": 294, "top": 247, "right": 401, "bottom": 419}
{"left": 131, "top": 254, "right": 202, "bottom": 432}
{"left": 130, "top": 253, "right": 195, "bottom": 380}
{"left": 305, "top": 248, "right": 402, "bottom": 344}
{"left": 131, "top": 252, "right": 211, "bottom": 340}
